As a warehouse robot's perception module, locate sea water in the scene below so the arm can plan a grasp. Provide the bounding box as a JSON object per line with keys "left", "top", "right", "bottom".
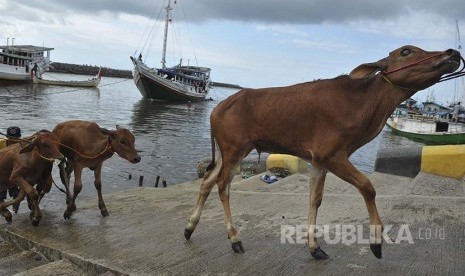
{"left": 0, "top": 74, "right": 421, "bottom": 207}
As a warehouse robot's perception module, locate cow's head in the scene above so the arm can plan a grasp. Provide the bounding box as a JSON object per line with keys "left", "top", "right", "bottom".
{"left": 101, "top": 127, "right": 141, "bottom": 164}
{"left": 20, "top": 130, "right": 64, "bottom": 161}
{"left": 350, "top": 45, "right": 461, "bottom": 93}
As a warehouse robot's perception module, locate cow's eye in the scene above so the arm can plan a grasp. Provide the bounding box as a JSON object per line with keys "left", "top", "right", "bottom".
{"left": 120, "top": 139, "right": 126, "bottom": 145}
{"left": 401, "top": 48, "right": 411, "bottom": 56}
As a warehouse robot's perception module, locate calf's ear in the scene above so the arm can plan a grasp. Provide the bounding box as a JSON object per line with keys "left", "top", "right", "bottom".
{"left": 349, "top": 58, "right": 388, "bottom": 79}
{"left": 100, "top": 127, "right": 117, "bottom": 139}
{"left": 100, "top": 128, "right": 111, "bottom": 135}
{"left": 19, "top": 137, "right": 37, "bottom": 154}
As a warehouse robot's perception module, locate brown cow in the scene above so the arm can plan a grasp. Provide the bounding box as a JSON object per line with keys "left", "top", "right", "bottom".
{"left": 0, "top": 130, "right": 64, "bottom": 226}
{"left": 52, "top": 120, "right": 141, "bottom": 219}
{"left": 184, "top": 46, "right": 462, "bottom": 259}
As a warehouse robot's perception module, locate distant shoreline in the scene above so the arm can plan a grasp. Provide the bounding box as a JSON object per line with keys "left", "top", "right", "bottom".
{"left": 49, "top": 62, "right": 243, "bottom": 89}
{"left": 49, "top": 62, "right": 133, "bottom": 78}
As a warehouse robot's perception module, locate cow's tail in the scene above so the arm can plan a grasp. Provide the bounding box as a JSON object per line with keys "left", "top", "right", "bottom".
{"left": 206, "top": 133, "right": 217, "bottom": 172}
{"left": 204, "top": 133, "right": 221, "bottom": 180}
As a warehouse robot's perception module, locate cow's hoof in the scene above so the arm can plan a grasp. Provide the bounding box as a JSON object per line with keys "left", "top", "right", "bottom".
{"left": 31, "top": 219, "right": 40, "bottom": 227}
{"left": 184, "top": 228, "right": 194, "bottom": 241}
{"left": 5, "top": 216, "right": 12, "bottom": 224}
{"left": 101, "top": 209, "right": 109, "bottom": 217}
{"left": 63, "top": 211, "right": 72, "bottom": 220}
{"left": 13, "top": 203, "right": 20, "bottom": 214}
{"left": 370, "top": 244, "right": 382, "bottom": 259}
{"left": 310, "top": 247, "right": 329, "bottom": 260}
{"left": 232, "top": 241, "right": 245, "bottom": 253}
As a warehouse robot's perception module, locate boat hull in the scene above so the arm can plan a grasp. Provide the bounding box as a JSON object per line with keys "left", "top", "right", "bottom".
{"left": 386, "top": 117, "right": 465, "bottom": 145}
{"left": 131, "top": 57, "right": 208, "bottom": 102}
{"left": 0, "top": 64, "right": 32, "bottom": 81}
{"left": 33, "top": 72, "right": 101, "bottom": 87}
{"left": 0, "top": 45, "right": 53, "bottom": 82}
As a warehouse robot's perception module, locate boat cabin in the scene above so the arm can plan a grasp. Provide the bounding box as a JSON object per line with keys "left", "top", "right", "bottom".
{"left": 422, "top": 101, "right": 451, "bottom": 113}
{"left": 0, "top": 45, "right": 53, "bottom": 72}
{"left": 158, "top": 65, "right": 211, "bottom": 93}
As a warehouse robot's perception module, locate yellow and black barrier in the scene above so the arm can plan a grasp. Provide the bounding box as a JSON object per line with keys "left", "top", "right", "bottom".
{"left": 375, "top": 145, "right": 465, "bottom": 179}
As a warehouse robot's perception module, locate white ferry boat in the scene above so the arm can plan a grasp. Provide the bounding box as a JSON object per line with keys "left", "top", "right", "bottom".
{"left": 0, "top": 44, "right": 54, "bottom": 81}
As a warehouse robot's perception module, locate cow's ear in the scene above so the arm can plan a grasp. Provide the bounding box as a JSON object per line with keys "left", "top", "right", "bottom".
{"left": 19, "top": 137, "right": 37, "bottom": 154}
{"left": 100, "top": 127, "right": 111, "bottom": 135}
{"left": 100, "top": 127, "right": 117, "bottom": 138}
{"left": 349, "top": 57, "right": 388, "bottom": 79}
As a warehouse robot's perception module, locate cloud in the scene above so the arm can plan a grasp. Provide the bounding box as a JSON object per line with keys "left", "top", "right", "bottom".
{"left": 6, "top": 0, "right": 465, "bottom": 24}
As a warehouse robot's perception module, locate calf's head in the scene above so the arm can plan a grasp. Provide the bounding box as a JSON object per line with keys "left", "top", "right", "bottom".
{"left": 20, "top": 130, "right": 64, "bottom": 161}
{"left": 102, "top": 127, "right": 141, "bottom": 164}
{"left": 350, "top": 45, "right": 461, "bottom": 92}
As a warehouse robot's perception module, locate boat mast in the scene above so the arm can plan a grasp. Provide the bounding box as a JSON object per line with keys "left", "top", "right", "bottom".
{"left": 161, "top": 0, "right": 172, "bottom": 69}
{"left": 456, "top": 20, "right": 465, "bottom": 105}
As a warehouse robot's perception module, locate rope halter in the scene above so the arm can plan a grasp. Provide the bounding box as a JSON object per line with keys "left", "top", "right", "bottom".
{"left": 380, "top": 50, "right": 465, "bottom": 90}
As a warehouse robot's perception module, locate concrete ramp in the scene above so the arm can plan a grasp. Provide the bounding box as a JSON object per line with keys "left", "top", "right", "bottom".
{"left": 1, "top": 172, "right": 464, "bottom": 275}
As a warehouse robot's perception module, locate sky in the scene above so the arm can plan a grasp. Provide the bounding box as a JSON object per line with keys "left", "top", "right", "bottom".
{"left": 1, "top": 0, "right": 465, "bottom": 104}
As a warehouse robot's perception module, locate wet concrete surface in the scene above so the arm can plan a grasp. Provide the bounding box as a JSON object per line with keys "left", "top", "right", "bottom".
{"left": 1, "top": 172, "right": 464, "bottom": 275}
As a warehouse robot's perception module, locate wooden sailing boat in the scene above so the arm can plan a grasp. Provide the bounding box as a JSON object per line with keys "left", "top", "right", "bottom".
{"left": 130, "top": 0, "right": 211, "bottom": 102}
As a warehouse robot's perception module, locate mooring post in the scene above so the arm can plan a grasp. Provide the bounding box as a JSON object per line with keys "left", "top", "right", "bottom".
{"left": 155, "top": 175, "right": 160, "bottom": 187}
{"left": 162, "top": 179, "right": 167, "bottom": 188}
{"left": 128, "top": 174, "right": 132, "bottom": 180}
{"left": 139, "top": 175, "right": 144, "bottom": 187}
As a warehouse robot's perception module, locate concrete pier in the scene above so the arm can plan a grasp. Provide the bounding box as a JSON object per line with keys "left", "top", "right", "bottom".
{"left": 1, "top": 171, "right": 465, "bottom": 275}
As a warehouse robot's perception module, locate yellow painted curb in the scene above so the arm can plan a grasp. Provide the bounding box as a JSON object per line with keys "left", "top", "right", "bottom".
{"left": 0, "top": 138, "right": 7, "bottom": 149}
{"left": 421, "top": 145, "right": 465, "bottom": 179}
{"left": 266, "top": 154, "right": 307, "bottom": 173}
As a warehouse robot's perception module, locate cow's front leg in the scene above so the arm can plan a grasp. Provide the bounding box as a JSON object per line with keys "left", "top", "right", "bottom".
{"left": 14, "top": 178, "right": 41, "bottom": 226}
{"left": 325, "top": 153, "right": 383, "bottom": 259}
{"left": 93, "top": 163, "right": 108, "bottom": 217}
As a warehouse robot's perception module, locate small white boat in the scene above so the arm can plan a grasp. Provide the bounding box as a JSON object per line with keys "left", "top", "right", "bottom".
{"left": 386, "top": 112, "right": 465, "bottom": 144}
{"left": 0, "top": 44, "right": 53, "bottom": 82}
{"left": 33, "top": 68, "right": 102, "bottom": 87}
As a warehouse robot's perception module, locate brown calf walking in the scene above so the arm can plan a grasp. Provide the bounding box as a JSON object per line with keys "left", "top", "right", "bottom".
{"left": 52, "top": 120, "right": 141, "bottom": 219}
{"left": 184, "top": 45, "right": 462, "bottom": 259}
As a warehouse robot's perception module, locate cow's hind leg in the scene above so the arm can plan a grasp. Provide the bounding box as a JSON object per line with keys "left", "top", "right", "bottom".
{"left": 58, "top": 159, "right": 73, "bottom": 205}
{"left": 213, "top": 148, "right": 251, "bottom": 253}
{"left": 64, "top": 165, "right": 83, "bottom": 219}
{"left": 325, "top": 153, "right": 383, "bottom": 259}
{"left": 184, "top": 155, "right": 222, "bottom": 240}
{"left": 217, "top": 154, "right": 246, "bottom": 253}
{"left": 307, "top": 164, "right": 329, "bottom": 259}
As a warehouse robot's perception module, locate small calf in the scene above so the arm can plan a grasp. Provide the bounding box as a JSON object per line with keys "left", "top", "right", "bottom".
{"left": 184, "top": 45, "right": 462, "bottom": 259}
{"left": 52, "top": 120, "right": 141, "bottom": 219}
{"left": 0, "top": 130, "right": 63, "bottom": 226}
